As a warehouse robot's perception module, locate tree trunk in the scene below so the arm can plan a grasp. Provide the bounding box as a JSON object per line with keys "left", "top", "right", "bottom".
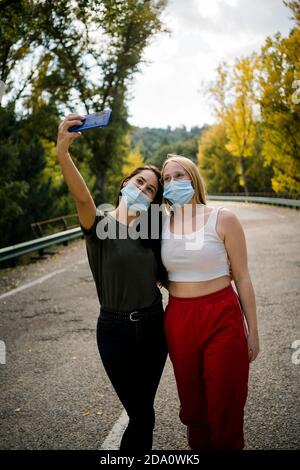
{"left": 239, "top": 156, "right": 249, "bottom": 195}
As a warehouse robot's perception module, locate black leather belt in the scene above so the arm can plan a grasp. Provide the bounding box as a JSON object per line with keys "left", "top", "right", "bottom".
{"left": 100, "top": 303, "right": 164, "bottom": 322}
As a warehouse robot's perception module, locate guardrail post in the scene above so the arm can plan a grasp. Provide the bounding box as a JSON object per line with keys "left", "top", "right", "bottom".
{"left": 62, "top": 217, "right": 69, "bottom": 246}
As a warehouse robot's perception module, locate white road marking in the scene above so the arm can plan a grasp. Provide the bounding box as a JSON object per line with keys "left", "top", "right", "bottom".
{"left": 0, "top": 259, "right": 87, "bottom": 301}
{"left": 0, "top": 253, "right": 128, "bottom": 448}
{"left": 101, "top": 409, "right": 129, "bottom": 450}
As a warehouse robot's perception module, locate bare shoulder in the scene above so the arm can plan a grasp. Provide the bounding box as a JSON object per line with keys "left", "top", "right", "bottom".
{"left": 216, "top": 207, "right": 242, "bottom": 239}
{"left": 218, "top": 207, "right": 239, "bottom": 222}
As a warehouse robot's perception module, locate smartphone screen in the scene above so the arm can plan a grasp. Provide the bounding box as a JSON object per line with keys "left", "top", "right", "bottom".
{"left": 68, "top": 109, "right": 112, "bottom": 132}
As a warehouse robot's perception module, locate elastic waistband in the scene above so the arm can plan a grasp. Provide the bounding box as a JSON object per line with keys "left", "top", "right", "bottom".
{"left": 168, "top": 284, "right": 236, "bottom": 305}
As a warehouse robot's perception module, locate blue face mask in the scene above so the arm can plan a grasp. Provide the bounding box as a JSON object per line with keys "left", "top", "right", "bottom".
{"left": 121, "top": 180, "right": 152, "bottom": 212}
{"left": 163, "top": 179, "right": 195, "bottom": 206}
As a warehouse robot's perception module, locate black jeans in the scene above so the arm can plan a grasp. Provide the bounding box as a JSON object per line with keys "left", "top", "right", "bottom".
{"left": 96, "top": 302, "right": 168, "bottom": 453}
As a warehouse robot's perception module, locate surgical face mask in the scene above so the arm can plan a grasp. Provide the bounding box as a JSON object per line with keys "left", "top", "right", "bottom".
{"left": 163, "top": 179, "right": 195, "bottom": 206}
{"left": 121, "top": 180, "right": 152, "bottom": 212}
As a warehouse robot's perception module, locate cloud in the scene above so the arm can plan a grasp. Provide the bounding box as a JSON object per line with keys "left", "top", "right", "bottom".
{"left": 128, "top": 0, "right": 293, "bottom": 129}
{"left": 166, "top": 0, "right": 290, "bottom": 36}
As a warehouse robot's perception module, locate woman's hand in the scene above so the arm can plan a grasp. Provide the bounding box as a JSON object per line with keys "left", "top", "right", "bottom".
{"left": 247, "top": 330, "right": 260, "bottom": 363}
{"left": 56, "top": 114, "right": 84, "bottom": 157}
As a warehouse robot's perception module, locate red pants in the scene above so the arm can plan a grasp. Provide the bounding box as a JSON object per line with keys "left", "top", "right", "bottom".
{"left": 164, "top": 284, "right": 249, "bottom": 450}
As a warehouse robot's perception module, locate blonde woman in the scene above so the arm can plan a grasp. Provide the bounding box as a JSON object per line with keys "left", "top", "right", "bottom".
{"left": 160, "top": 155, "right": 259, "bottom": 450}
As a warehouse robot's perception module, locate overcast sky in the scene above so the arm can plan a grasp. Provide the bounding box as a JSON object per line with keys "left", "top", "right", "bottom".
{"left": 128, "top": 0, "right": 294, "bottom": 129}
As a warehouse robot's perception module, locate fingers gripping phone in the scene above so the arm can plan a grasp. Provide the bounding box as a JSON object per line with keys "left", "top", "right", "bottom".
{"left": 68, "top": 109, "right": 112, "bottom": 132}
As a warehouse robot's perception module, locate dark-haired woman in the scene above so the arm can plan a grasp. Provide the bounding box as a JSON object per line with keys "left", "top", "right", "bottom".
{"left": 56, "top": 114, "right": 168, "bottom": 453}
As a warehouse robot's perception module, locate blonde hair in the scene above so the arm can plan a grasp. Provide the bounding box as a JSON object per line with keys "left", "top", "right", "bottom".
{"left": 161, "top": 154, "right": 207, "bottom": 205}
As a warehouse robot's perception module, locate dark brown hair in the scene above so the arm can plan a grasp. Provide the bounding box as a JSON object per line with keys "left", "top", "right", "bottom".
{"left": 115, "top": 164, "right": 168, "bottom": 288}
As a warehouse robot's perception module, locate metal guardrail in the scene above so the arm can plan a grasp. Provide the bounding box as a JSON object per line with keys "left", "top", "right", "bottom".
{"left": 31, "top": 214, "right": 78, "bottom": 238}
{"left": 0, "top": 195, "right": 299, "bottom": 264}
{"left": 207, "top": 195, "right": 300, "bottom": 208}
{"left": 0, "top": 227, "right": 83, "bottom": 263}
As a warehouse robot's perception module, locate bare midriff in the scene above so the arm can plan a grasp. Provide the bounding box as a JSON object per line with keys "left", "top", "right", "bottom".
{"left": 168, "top": 275, "right": 231, "bottom": 298}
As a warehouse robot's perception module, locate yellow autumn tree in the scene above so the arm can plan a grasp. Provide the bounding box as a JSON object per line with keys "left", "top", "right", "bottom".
{"left": 122, "top": 145, "right": 145, "bottom": 176}
{"left": 208, "top": 56, "right": 259, "bottom": 194}
{"left": 223, "top": 56, "right": 258, "bottom": 195}
{"left": 204, "top": 1, "right": 299, "bottom": 196}
{"left": 258, "top": 1, "right": 300, "bottom": 194}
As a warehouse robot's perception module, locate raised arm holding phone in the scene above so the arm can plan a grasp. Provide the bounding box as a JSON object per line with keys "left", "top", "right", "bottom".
{"left": 56, "top": 113, "right": 168, "bottom": 453}
{"left": 56, "top": 114, "right": 97, "bottom": 230}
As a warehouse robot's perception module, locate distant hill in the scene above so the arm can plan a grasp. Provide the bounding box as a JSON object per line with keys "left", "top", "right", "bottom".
{"left": 130, "top": 125, "right": 209, "bottom": 167}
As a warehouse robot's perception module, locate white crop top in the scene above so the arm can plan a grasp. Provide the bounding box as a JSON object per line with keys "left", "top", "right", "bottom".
{"left": 161, "top": 206, "right": 230, "bottom": 282}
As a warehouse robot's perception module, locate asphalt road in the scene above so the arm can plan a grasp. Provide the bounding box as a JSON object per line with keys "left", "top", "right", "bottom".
{"left": 0, "top": 202, "right": 299, "bottom": 450}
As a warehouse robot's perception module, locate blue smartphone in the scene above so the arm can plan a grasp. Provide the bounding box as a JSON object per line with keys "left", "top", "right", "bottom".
{"left": 68, "top": 109, "right": 112, "bottom": 132}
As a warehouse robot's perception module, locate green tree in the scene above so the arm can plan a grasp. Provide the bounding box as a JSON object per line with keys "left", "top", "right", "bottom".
{"left": 0, "top": 0, "right": 167, "bottom": 246}
{"left": 198, "top": 121, "right": 273, "bottom": 195}
{"left": 198, "top": 123, "right": 240, "bottom": 193}
{"left": 149, "top": 136, "right": 200, "bottom": 169}
{"left": 0, "top": 105, "right": 51, "bottom": 247}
